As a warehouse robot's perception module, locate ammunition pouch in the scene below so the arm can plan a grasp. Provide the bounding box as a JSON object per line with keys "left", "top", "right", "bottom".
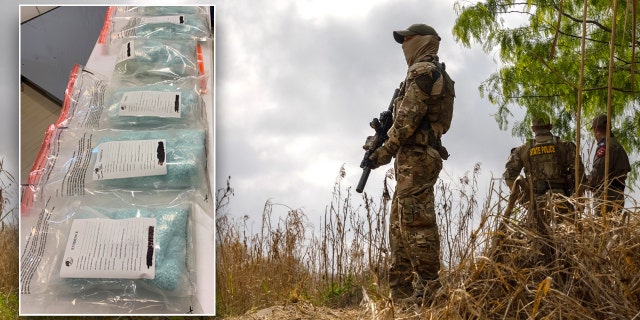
{"left": 427, "top": 128, "right": 449, "bottom": 160}
{"left": 411, "top": 116, "right": 449, "bottom": 160}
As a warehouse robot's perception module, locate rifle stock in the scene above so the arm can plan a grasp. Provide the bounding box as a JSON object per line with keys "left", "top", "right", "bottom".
{"left": 356, "top": 86, "right": 401, "bottom": 194}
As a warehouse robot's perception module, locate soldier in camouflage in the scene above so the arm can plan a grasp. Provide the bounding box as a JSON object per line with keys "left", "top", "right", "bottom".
{"left": 369, "top": 23, "right": 451, "bottom": 303}
{"left": 503, "top": 115, "right": 585, "bottom": 228}
{"left": 587, "top": 114, "right": 631, "bottom": 215}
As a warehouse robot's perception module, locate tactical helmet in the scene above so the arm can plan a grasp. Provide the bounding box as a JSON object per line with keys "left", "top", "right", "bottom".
{"left": 393, "top": 24, "right": 441, "bottom": 43}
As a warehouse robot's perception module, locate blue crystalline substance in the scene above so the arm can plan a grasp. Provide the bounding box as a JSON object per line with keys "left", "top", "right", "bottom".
{"left": 65, "top": 205, "right": 191, "bottom": 294}
{"left": 105, "top": 83, "right": 202, "bottom": 128}
{"left": 151, "top": 235, "right": 186, "bottom": 291}
{"left": 114, "top": 39, "right": 198, "bottom": 81}
{"left": 112, "top": 207, "right": 190, "bottom": 291}
{"left": 129, "top": 15, "right": 210, "bottom": 40}
{"left": 95, "top": 130, "right": 206, "bottom": 190}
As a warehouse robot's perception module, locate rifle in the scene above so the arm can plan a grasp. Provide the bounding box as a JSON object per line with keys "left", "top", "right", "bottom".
{"left": 356, "top": 85, "right": 401, "bottom": 193}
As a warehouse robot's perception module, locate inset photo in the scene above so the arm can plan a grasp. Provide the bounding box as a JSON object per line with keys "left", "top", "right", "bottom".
{"left": 19, "top": 5, "right": 215, "bottom": 316}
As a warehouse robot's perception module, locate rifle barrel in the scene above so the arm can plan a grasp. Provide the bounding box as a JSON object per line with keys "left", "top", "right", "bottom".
{"left": 356, "top": 167, "right": 371, "bottom": 193}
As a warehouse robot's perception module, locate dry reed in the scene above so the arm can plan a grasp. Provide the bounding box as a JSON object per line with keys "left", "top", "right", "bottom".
{"left": 363, "top": 177, "right": 640, "bottom": 319}
{"left": 0, "top": 224, "right": 18, "bottom": 293}
{"left": 217, "top": 165, "right": 640, "bottom": 319}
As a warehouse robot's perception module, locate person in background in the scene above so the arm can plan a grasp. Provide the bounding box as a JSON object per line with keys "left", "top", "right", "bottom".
{"left": 503, "top": 114, "right": 585, "bottom": 226}
{"left": 587, "top": 113, "right": 631, "bottom": 215}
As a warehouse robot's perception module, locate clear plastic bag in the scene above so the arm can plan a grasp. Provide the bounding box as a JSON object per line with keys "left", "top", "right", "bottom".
{"left": 20, "top": 191, "right": 199, "bottom": 314}
{"left": 23, "top": 127, "right": 209, "bottom": 209}
{"left": 102, "top": 76, "right": 207, "bottom": 129}
{"left": 102, "top": 12, "right": 212, "bottom": 43}
{"left": 113, "top": 38, "right": 201, "bottom": 83}
{"left": 54, "top": 64, "right": 208, "bottom": 130}
{"left": 56, "top": 64, "right": 109, "bottom": 129}
{"left": 21, "top": 124, "right": 57, "bottom": 215}
{"left": 90, "top": 129, "right": 208, "bottom": 192}
{"left": 115, "top": 6, "right": 210, "bottom": 16}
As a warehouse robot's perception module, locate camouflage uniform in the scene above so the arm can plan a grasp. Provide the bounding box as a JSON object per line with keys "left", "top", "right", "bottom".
{"left": 503, "top": 123, "right": 585, "bottom": 225}
{"left": 587, "top": 114, "right": 631, "bottom": 214}
{"left": 370, "top": 24, "right": 450, "bottom": 300}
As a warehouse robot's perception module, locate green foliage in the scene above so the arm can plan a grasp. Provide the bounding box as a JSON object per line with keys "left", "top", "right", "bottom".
{"left": 0, "top": 292, "right": 17, "bottom": 319}
{"left": 453, "top": 0, "right": 640, "bottom": 160}
{"left": 318, "top": 273, "right": 361, "bottom": 308}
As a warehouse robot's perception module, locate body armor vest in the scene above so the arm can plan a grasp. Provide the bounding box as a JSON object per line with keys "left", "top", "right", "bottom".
{"left": 523, "top": 137, "right": 568, "bottom": 195}
{"left": 396, "top": 57, "right": 454, "bottom": 154}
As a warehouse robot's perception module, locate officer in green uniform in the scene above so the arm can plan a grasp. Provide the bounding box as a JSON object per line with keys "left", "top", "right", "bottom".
{"left": 369, "top": 23, "right": 453, "bottom": 304}
{"left": 503, "top": 115, "right": 585, "bottom": 226}
{"left": 587, "top": 114, "right": 631, "bottom": 215}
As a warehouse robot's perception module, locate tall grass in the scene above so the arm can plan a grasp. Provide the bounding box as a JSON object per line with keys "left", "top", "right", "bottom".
{"left": 215, "top": 164, "right": 483, "bottom": 316}
{"left": 0, "top": 223, "right": 18, "bottom": 294}
{"left": 0, "top": 158, "right": 18, "bottom": 319}
{"left": 0, "top": 223, "right": 18, "bottom": 319}
{"left": 217, "top": 164, "right": 640, "bottom": 319}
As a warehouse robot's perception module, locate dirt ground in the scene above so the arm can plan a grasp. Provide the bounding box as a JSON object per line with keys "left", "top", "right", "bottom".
{"left": 225, "top": 302, "right": 362, "bottom": 320}
{"left": 227, "top": 302, "right": 361, "bottom": 320}
{"left": 223, "top": 294, "right": 431, "bottom": 320}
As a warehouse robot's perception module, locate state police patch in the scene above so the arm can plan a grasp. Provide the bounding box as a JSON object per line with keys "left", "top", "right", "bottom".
{"left": 595, "top": 145, "right": 606, "bottom": 158}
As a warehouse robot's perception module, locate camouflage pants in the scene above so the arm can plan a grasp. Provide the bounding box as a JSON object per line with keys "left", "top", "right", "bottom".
{"left": 389, "top": 145, "right": 442, "bottom": 297}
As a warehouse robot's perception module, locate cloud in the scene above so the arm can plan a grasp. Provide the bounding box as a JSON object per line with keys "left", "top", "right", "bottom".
{"left": 214, "top": 0, "right": 533, "bottom": 222}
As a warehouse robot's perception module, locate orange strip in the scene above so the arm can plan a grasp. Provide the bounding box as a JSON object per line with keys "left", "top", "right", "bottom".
{"left": 21, "top": 124, "right": 56, "bottom": 214}
{"left": 97, "top": 6, "right": 116, "bottom": 44}
{"left": 55, "top": 64, "right": 81, "bottom": 127}
{"left": 197, "top": 43, "right": 205, "bottom": 74}
{"left": 197, "top": 43, "right": 208, "bottom": 93}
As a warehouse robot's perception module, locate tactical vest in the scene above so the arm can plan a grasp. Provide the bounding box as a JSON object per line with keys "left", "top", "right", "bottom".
{"left": 522, "top": 137, "right": 569, "bottom": 195}
{"left": 407, "top": 59, "right": 455, "bottom": 135}
{"left": 400, "top": 58, "right": 455, "bottom": 153}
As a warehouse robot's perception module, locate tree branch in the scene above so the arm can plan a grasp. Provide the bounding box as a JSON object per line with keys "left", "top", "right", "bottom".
{"left": 529, "top": 50, "right": 578, "bottom": 89}
{"left": 549, "top": 0, "right": 564, "bottom": 59}
{"left": 554, "top": 3, "right": 612, "bottom": 32}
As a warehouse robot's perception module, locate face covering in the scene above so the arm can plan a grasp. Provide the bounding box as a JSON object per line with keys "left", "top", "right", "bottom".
{"left": 401, "top": 34, "right": 440, "bottom": 66}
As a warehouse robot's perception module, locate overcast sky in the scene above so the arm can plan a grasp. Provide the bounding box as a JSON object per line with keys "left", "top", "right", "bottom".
{"left": 214, "top": 0, "right": 528, "bottom": 224}
{"left": 214, "top": 0, "right": 639, "bottom": 225}
{"left": 2, "top": 2, "right": 18, "bottom": 222}
{"left": 5, "top": 1, "right": 637, "bottom": 226}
